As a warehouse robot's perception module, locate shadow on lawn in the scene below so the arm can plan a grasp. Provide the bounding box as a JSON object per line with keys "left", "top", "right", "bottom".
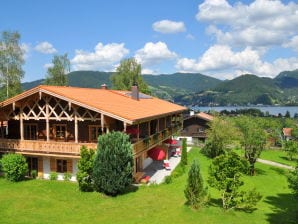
{"left": 280, "top": 156, "right": 297, "bottom": 164}
{"left": 269, "top": 167, "right": 288, "bottom": 175}
{"left": 254, "top": 167, "right": 267, "bottom": 176}
{"left": 265, "top": 193, "right": 298, "bottom": 224}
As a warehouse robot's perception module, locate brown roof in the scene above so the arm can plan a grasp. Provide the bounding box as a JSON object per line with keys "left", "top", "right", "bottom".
{"left": 283, "top": 128, "right": 292, "bottom": 137}
{"left": 196, "top": 112, "right": 214, "bottom": 121}
{"left": 0, "top": 85, "right": 186, "bottom": 124}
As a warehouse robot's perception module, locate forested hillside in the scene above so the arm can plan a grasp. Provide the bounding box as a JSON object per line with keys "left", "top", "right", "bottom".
{"left": 21, "top": 69, "right": 298, "bottom": 106}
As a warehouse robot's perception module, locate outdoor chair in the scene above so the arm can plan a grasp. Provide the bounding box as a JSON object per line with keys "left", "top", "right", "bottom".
{"left": 163, "top": 160, "right": 171, "bottom": 170}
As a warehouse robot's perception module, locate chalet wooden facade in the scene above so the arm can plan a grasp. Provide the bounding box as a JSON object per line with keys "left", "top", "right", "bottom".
{"left": 0, "top": 85, "right": 186, "bottom": 180}
{"left": 180, "top": 112, "right": 213, "bottom": 142}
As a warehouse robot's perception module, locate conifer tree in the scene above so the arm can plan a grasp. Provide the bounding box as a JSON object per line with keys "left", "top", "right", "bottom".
{"left": 93, "top": 131, "right": 133, "bottom": 196}
{"left": 184, "top": 160, "right": 207, "bottom": 209}
{"left": 181, "top": 138, "right": 187, "bottom": 166}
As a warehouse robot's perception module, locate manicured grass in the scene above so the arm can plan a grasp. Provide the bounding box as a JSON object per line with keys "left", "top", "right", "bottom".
{"left": 0, "top": 148, "right": 296, "bottom": 224}
{"left": 260, "top": 149, "right": 297, "bottom": 167}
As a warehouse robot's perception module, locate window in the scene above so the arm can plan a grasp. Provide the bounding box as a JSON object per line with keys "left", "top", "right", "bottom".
{"left": 24, "top": 124, "right": 37, "bottom": 140}
{"left": 56, "top": 159, "right": 67, "bottom": 173}
{"left": 89, "top": 125, "right": 102, "bottom": 142}
{"left": 198, "top": 127, "right": 205, "bottom": 133}
{"left": 26, "top": 157, "right": 38, "bottom": 176}
{"left": 55, "top": 124, "right": 66, "bottom": 140}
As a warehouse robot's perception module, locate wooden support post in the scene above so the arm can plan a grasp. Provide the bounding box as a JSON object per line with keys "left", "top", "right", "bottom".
{"left": 46, "top": 98, "right": 50, "bottom": 141}
{"left": 20, "top": 106, "right": 24, "bottom": 140}
{"left": 123, "top": 122, "right": 127, "bottom": 132}
{"left": 137, "top": 123, "right": 140, "bottom": 141}
{"left": 101, "top": 113, "right": 104, "bottom": 133}
{"left": 74, "top": 114, "right": 78, "bottom": 143}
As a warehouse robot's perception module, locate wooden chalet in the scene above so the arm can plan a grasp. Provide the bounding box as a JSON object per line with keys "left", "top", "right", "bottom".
{"left": 180, "top": 112, "right": 214, "bottom": 142}
{"left": 0, "top": 85, "right": 186, "bottom": 180}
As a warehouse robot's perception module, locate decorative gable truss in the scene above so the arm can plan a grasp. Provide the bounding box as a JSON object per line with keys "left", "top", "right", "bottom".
{"left": 5, "top": 94, "right": 101, "bottom": 122}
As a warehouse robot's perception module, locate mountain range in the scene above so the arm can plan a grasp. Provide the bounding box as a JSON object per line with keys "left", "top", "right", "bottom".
{"left": 22, "top": 69, "right": 298, "bottom": 106}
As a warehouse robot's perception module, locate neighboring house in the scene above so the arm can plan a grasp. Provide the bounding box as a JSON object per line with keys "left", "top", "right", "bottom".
{"left": 0, "top": 85, "right": 186, "bottom": 180}
{"left": 282, "top": 128, "right": 293, "bottom": 141}
{"left": 179, "top": 112, "right": 214, "bottom": 143}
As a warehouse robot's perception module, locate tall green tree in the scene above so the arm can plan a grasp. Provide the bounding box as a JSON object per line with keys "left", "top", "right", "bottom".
{"left": 181, "top": 138, "right": 188, "bottom": 166}
{"left": 235, "top": 116, "right": 267, "bottom": 175}
{"left": 0, "top": 31, "right": 24, "bottom": 100}
{"left": 208, "top": 152, "right": 261, "bottom": 210}
{"left": 202, "top": 117, "right": 236, "bottom": 158}
{"left": 184, "top": 159, "right": 207, "bottom": 209}
{"left": 93, "top": 131, "right": 133, "bottom": 196}
{"left": 111, "top": 58, "right": 150, "bottom": 94}
{"left": 45, "top": 53, "right": 70, "bottom": 86}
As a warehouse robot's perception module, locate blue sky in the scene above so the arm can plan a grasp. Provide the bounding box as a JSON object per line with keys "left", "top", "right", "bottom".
{"left": 1, "top": 0, "right": 297, "bottom": 82}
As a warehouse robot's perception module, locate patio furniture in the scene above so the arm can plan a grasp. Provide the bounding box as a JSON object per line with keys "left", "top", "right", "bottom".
{"left": 163, "top": 160, "right": 171, "bottom": 170}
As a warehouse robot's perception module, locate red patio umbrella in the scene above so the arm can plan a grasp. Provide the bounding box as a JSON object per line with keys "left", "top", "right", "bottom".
{"left": 164, "top": 138, "right": 179, "bottom": 147}
{"left": 148, "top": 147, "right": 166, "bottom": 160}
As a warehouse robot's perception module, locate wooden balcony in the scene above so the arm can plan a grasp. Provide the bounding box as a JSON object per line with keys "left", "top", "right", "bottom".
{"left": 0, "top": 139, "right": 97, "bottom": 157}
{"left": 0, "top": 125, "right": 182, "bottom": 157}
{"left": 132, "top": 125, "right": 181, "bottom": 155}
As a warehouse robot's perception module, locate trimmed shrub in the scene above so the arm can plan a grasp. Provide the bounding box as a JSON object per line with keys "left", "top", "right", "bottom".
{"left": 164, "top": 175, "right": 172, "bottom": 184}
{"left": 77, "top": 145, "right": 95, "bottom": 191}
{"left": 0, "top": 153, "right": 28, "bottom": 182}
{"left": 93, "top": 131, "right": 133, "bottom": 196}
{"left": 49, "top": 172, "right": 58, "bottom": 180}
{"left": 31, "top": 170, "right": 37, "bottom": 179}
{"left": 63, "top": 172, "right": 72, "bottom": 181}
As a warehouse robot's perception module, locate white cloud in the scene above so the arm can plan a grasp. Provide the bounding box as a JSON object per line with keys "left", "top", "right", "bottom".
{"left": 196, "top": 0, "right": 298, "bottom": 48}
{"left": 141, "top": 68, "right": 155, "bottom": 74}
{"left": 135, "top": 41, "right": 177, "bottom": 67}
{"left": 71, "top": 42, "right": 129, "bottom": 70}
{"left": 34, "top": 41, "right": 57, "bottom": 54}
{"left": 152, "top": 20, "right": 186, "bottom": 34}
{"left": 44, "top": 63, "right": 53, "bottom": 69}
{"left": 186, "top": 34, "right": 195, "bottom": 40}
{"left": 176, "top": 44, "right": 298, "bottom": 79}
{"left": 284, "top": 35, "right": 298, "bottom": 52}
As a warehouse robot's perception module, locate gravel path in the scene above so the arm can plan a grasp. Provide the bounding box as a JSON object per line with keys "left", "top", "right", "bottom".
{"left": 257, "top": 158, "right": 294, "bottom": 170}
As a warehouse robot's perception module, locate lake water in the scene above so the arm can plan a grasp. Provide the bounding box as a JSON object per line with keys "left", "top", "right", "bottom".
{"left": 191, "top": 106, "right": 298, "bottom": 117}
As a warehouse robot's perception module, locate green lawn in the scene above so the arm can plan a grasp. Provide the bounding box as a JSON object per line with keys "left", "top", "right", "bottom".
{"left": 0, "top": 148, "right": 297, "bottom": 224}
{"left": 260, "top": 149, "right": 297, "bottom": 167}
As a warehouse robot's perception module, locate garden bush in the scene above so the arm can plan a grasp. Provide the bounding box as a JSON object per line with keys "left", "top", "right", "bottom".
{"left": 0, "top": 153, "right": 28, "bottom": 182}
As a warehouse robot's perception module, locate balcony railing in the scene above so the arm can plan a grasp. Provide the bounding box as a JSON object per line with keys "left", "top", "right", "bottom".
{"left": 0, "top": 125, "right": 182, "bottom": 156}
{"left": 132, "top": 125, "right": 181, "bottom": 155}
{"left": 0, "top": 139, "right": 97, "bottom": 156}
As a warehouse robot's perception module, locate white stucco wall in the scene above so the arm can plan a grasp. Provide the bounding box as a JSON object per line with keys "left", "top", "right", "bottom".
{"left": 43, "top": 157, "right": 50, "bottom": 179}
{"left": 71, "top": 159, "right": 78, "bottom": 181}
{"left": 42, "top": 157, "right": 77, "bottom": 182}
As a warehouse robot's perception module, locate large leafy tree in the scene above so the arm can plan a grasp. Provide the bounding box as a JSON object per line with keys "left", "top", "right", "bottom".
{"left": 208, "top": 152, "right": 261, "bottom": 210}
{"left": 202, "top": 117, "right": 236, "bottom": 158}
{"left": 45, "top": 53, "right": 70, "bottom": 86}
{"left": 184, "top": 159, "right": 207, "bottom": 209}
{"left": 93, "top": 131, "right": 133, "bottom": 196}
{"left": 111, "top": 58, "right": 150, "bottom": 94}
{"left": 0, "top": 31, "right": 24, "bottom": 100}
{"left": 235, "top": 116, "right": 267, "bottom": 175}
